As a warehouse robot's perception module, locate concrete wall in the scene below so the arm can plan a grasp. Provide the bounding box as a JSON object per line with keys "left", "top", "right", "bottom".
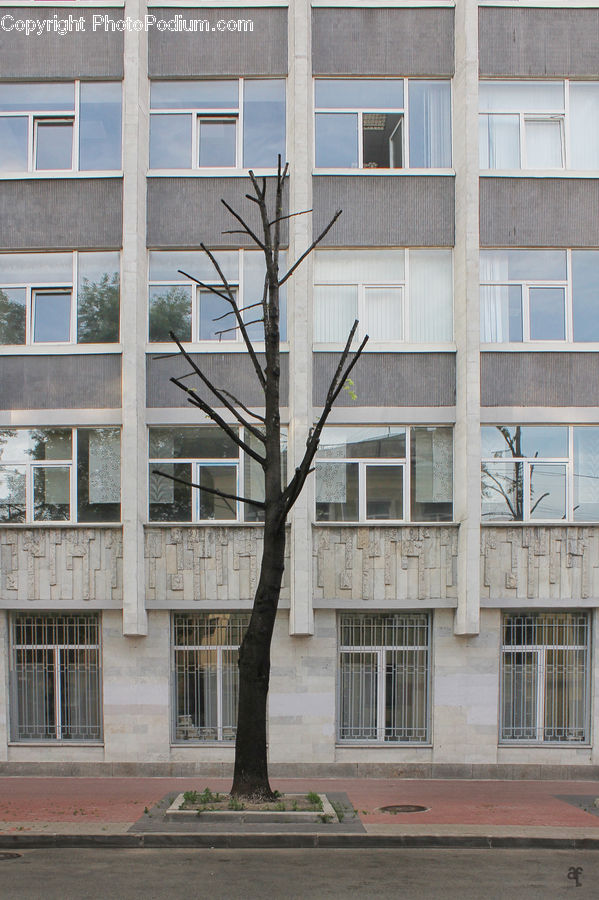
{"left": 481, "top": 353, "right": 599, "bottom": 408}
{"left": 0, "top": 355, "right": 122, "bottom": 410}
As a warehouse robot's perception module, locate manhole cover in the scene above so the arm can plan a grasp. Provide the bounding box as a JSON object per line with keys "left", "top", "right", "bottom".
{"left": 0, "top": 852, "right": 21, "bottom": 860}
{"left": 379, "top": 804, "right": 429, "bottom": 814}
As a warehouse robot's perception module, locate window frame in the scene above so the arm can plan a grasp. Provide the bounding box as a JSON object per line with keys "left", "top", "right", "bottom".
{"left": 315, "top": 425, "right": 454, "bottom": 525}
{"left": 499, "top": 612, "right": 590, "bottom": 746}
{"left": 313, "top": 77, "right": 452, "bottom": 173}
{"left": 9, "top": 612, "right": 103, "bottom": 744}
{"left": 148, "top": 77, "right": 285, "bottom": 173}
{"left": 0, "top": 80, "right": 122, "bottom": 175}
{"left": 337, "top": 612, "right": 431, "bottom": 745}
{"left": 171, "top": 612, "right": 249, "bottom": 744}
{"left": 0, "top": 250, "right": 121, "bottom": 349}
{"left": 0, "top": 427, "right": 122, "bottom": 525}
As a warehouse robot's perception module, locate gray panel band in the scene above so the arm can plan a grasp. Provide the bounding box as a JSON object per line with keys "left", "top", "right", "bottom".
{"left": 0, "top": 179, "right": 123, "bottom": 250}
{"left": 481, "top": 353, "right": 599, "bottom": 407}
{"left": 313, "top": 353, "right": 456, "bottom": 407}
{"left": 479, "top": 8, "right": 599, "bottom": 77}
{"left": 313, "top": 177, "right": 454, "bottom": 247}
{"left": 149, "top": 8, "right": 287, "bottom": 77}
{"left": 0, "top": 355, "right": 121, "bottom": 409}
{"left": 0, "top": 8, "right": 123, "bottom": 78}
{"left": 480, "top": 179, "right": 599, "bottom": 248}
{"left": 312, "top": 8, "right": 454, "bottom": 76}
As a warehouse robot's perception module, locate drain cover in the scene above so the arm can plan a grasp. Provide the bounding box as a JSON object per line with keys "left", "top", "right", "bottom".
{"left": 0, "top": 852, "right": 21, "bottom": 860}
{"left": 379, "top": 804, "right": 429, "bottom": 814}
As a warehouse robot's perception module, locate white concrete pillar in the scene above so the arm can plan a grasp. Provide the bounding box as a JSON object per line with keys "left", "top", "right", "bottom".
{"left": 121, "top": 0, "right": 149, "bottom": 635}
{"left": 453, "top": 0, "right": 481, "bottom": 636}
{"left": 0, "top": 612, "right": 9, "bottom": 758}
{"left": 287, "top": 0, "right": 315, "bottom": 635}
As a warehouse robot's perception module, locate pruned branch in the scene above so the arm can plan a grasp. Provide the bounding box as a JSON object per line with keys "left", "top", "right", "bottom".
{"left": 152, "top": 469, "right": 265, "bottom": 509}
{"left": 278, "top": 209, "right": 342, "bottom": 287}
{"left": 268, "top": 208, "right": 312, "bottom": 227}
{"left": 218, "top": 388, "right": 265, "bottom": 423}
{"left": 221, "top": 199, "right": 266, "bottom": 250}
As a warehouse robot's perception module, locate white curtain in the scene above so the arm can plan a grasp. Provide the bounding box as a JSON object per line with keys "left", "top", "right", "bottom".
{"left": 89, "top": 430, "right": 120, "bottom": 504}
{"left": 570, "top": 83, "right": 599, "bottom": 169}
{"left": 314, "top": 249, "right": 404, "bottom": 284}
{"left": 313, "top": 285, "right": 357, "bottom": 341}
{"left": 480, "top": 251, "right": 510, "bottom": 342}
{"left": 525, "top": 119, "right": 563, "bottom": 168}
{"left": 480, "top": 114, "right": 520, "bottom": 169}
{"left": 412, "top": 80, "right": 451, "bottom": 167}
{"left": 363, "top": 287, "right": 402, "bottom": 340}
{"left": 479, "top": 81, "right": 564, "bottom": 112}
{"left": 409, "top": 250, "right": 452, "bottom": 342}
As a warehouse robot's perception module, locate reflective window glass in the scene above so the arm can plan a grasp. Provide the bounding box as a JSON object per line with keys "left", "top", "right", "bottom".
{"left": 150, "top": 114, "right": 192, "bottom": 168}
{"left": 33, "top": 291, "right": 71, "bottom": 342}
{"left": 315, "top": 113, "right": 358, "bottom": 168}
{"left": 79, "top": 82, "right": 122, "bottom": 170}
{"left": 198, "top": 119, "right": 236, "bottom": 167}
{"left": 35, "top": 121, "right": 73, "bottom": 170}
{"left": 0, "top": 118, "right": 27, "bottom": 171}
{"left": 0, "top": 288, "right": 26, "bottom": 344}
{"left": 243, "top": 79, "right": 285, "bottom": 168}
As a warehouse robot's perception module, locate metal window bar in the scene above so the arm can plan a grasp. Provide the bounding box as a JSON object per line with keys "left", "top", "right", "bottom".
{"left": 10, "top": 614, "right": 102, "bottom": 742}
{"left": 338, "top": 613, "right": 430, "bottom": 743}
{"left": 500, "top": 613, "right": 589, "bottom": 743}
{"left": 172, "top": 613, "right": 249, "bottom": 742}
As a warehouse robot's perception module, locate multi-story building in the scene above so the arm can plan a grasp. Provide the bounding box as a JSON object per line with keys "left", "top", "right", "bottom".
{"left": 1, "top": 0, "right": 599, "bottom": 778}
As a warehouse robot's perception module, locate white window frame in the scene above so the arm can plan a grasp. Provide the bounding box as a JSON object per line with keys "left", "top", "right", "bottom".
{"left": 149, "top": 77, "right": 283, "bottom": 173}
{"left": 0, "top": 80, "right": 122, "bottom": 175}
{"left": 499, "top": 612, "right": 590, "bottom": 745}
{"left": 10, "top": 613, "right": 103, "bottom": 744}
{"left": 0, "top": 251, "right": 120, "bottom": 349}
{"left": 337, "top": 612, "right": 431, "bottom": 745}
{"left": 480, "top": 425, "right": 599, "bottom": 523}
{"left": 313, "top": 77, "right": 452, "bottom": 173}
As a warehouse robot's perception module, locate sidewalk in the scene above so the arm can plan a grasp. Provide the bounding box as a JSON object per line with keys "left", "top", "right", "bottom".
{"left": 1, "top": 776, "right": 599, "bottom": 849}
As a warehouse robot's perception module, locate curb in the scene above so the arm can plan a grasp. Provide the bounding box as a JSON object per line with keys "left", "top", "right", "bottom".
{"left": 2, "top": 833, "right": 599, "bottom": 850}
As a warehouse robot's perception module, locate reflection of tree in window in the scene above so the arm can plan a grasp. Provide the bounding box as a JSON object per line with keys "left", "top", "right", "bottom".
{"left": 77, "top": 272, "right": 120, "bottom": 343}
{"left": 148, "top": 286, "right": 192, "bottom": 342}
{"left": 0, "top": 288, "right": 26, "bottom": 344}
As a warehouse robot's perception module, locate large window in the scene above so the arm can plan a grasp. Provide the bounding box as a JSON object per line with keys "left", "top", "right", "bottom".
{"left": 0, "top": 82, "right": 122, "bottom": 173}
{"left": 338, "top": 613, "right": 430, "bottom": 744}
{"left": 149, "top": 426, "right": 286, "bottom": 523}
{"left": 0, "top": 427, "right": 121, "bottom": 523}
{"left": 480, "top": 249, "right": 599, "bottom": 343}
{"left": 149, "top": 79, "right": 285, "bottom": 170}
{"left": 315, "top": 79, "right": 451, "bottom": 170}
{"left": 0, "top": 252, "right": 120, "bottom": 346}
{"left": 479, "top": 80, "right": 599, "bottom": 170}
{"left": 148, "top": 249, "right": 286, "bottom": 343}
{"left": 173, "top": 613, "right": 249, "bottom": 742}
{"left": 501, "top": 613, "right": 589, "bottom": 744}
{"left": 10, "top": 613, "right": 102, "bottom": 743}
{"left": 314, "top": 249, "right": 453, "bottom": 344}
{"left": 315, "top": 426, "right": 453, "bottom": 523}
{"left": 481, "top": 425, "right": 599, "bottom": 522}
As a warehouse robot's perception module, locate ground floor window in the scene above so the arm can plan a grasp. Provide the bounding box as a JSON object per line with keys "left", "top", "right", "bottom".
{"left": 172, "top": 612, "right": 249, "bottom": 742}
{"left": 10, "top": 613, "right": 102, "bottom": 742}
{"left": 338, "top": 612, "right": 430, "bottom": 743}
{"left": 500, "top": 612, "right": 590, "bottom": 744}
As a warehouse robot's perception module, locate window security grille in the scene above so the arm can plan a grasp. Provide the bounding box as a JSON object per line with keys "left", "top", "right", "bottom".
{"left": 10, "top": 614, "right": 102, "bottom": 742}
{"left": 500, "top": 613, "right": 590, "bottom": 744}
{"left": 172, "top": 613, "right": 249, "bottom": 742}
{"left": 338, "top": 613, "right": 430, "bottom": 743}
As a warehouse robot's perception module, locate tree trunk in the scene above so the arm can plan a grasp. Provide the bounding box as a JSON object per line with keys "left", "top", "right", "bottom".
{"left": 231, "top": 517, "right": 286, "bottom": 799}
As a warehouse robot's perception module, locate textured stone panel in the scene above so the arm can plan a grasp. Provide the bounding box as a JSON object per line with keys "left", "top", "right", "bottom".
{"left": 481, "top": 526, "right": 599, "bottom": 602}
{"left": 481, "top": 353, "right": 599, "bottom": 407}
{"left": 0, "top": 354, "right": 121, "bottom": 410}
{"left": 0, "top": 527, "right": 122, "bottom": 605}
{"left": 313, "top": 526, "right": 458, "bottom": 603}
{"left": 145, "top": 526, "right": 290, "bottom": 605}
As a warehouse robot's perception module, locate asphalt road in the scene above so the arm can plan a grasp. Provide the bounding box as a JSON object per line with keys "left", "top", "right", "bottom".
{"left": 0, "top": 848, "right": 597, "bottom": 899}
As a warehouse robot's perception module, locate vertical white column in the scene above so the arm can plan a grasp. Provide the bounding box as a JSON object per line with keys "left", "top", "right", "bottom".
{"left": 121, "top": 0, "right": 149, "bottom": 635}
{"left": 287, "top": 0, "right": 314, "bottom": 635}
{"left": 453, "top": 0, "right": 481, "bottom": 636}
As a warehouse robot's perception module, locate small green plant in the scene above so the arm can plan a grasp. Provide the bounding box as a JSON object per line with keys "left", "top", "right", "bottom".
{"left": 306, "top": 791, "right": 323, "bottom": 811}
{"left": 143, "top": 806, "right": 149, "bottom": 815}
{"left": 343, "top": 378, "right": 357, "bottom": 401}
{"left": 272, "top": 790, "right": 282, "bottom": 799}
{"left": 330, "top": 800, "right": 344, "bottom": 823}
{"left": 182, "top": 790, "right": 199, "bottom": 805}
{"left": 318, "top": 813, "right": 333, "bottom": 824}
{"left": 228, "top": 797, "right": 245, "bottom": 811}
{"left": 199, "top": 788, "right": 220, "bottom": 804}
{"left": 291, "top": 799, "right": 298, "bottom": 811}
{"left": 274, "top": 800, "right": 286, "bottom": 811}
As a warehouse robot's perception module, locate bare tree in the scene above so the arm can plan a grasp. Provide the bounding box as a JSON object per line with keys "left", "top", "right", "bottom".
{"left": 154, "top": 159, "right": 367, "bottom": 799}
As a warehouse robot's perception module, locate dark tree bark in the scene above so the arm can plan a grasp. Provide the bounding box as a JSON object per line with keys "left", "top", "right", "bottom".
{"left": 156, "top": 159, "right": 367, "bottom": 800}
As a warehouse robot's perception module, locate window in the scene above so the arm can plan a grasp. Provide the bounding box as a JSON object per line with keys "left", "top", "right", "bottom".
{"left": 148, "top": 249, "right": 286, "bottom": 343}
{"left": 0, "top": 82, "right": 122, "bottom": 173}
{"left": 0, "top": 428, "right": 121, "bottom": 523}
{"left": 173, "top": 613, "right": 249, "bottom": 742}
{"left": 149, "top": 79, "right": 285, "bottom": 170}
{"left": 314, "top": 249, "right": 453, "bottom": 344}
{"left": 315, "top": 426, "right": 453, "bottom": 523}
{"left": 479, "top": 80, "right": 599, "bottom": 171}
{"left": 338, "top": 613, "right": 430, "bottom": 744}
{"left": 315, "top": 79, "right": 451, "bottom": 169}
{"left": 481, "top": 425, "right": 599, "bottom": 522}
{"left": 149, "top": 426, "right": 286, "bottom": 523}
{"left": 0, "top": 252, "right": 120, "bottom": 346}
{"left": 501, "top": 613, "right": 589, "bottom": 744}
{"left": 10, "top": 613, "right": 102, "bottom": 743}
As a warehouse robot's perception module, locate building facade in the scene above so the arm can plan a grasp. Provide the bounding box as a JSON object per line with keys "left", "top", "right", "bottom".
{"left": 1, "top": 0, "right": 599, "bottom": 777}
